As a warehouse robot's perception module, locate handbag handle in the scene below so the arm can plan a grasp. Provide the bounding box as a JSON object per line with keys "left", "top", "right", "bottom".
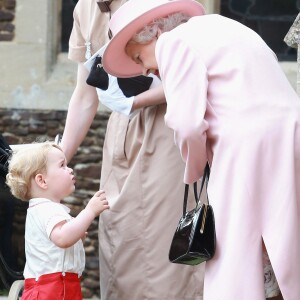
{"left": 183, "top": 162, "right": 210, "bottom": 216}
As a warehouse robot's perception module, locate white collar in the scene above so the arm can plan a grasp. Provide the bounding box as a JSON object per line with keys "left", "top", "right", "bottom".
{"left": 29, "top": 198, "right": 70, "bottom": 213}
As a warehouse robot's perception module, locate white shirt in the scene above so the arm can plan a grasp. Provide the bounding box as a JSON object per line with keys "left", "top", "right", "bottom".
{"left": 23, "top": 198, "right": 85, "bottom": 279}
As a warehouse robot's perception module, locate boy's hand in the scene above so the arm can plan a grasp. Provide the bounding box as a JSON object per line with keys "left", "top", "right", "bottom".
{"left": 86, "top": 190, "right": 109, "bottom": 217}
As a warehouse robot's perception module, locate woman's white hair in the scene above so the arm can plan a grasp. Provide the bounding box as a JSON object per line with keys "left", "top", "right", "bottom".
{"left": 129, "top": 12, "right": 191, "bottom": 45}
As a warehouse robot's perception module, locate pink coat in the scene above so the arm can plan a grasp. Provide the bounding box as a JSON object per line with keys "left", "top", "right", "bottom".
{"left": 157, "top": 14, "right": 300, "bottom": 300}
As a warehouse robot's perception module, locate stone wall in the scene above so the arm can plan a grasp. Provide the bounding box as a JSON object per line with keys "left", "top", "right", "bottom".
{"left": 0, "top": 0, "right": 15, "bottom": 41}
{"left": 0, "top": 108, "right": 110, "bottom": 298}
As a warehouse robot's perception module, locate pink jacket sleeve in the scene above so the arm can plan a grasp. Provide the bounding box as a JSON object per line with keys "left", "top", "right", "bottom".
{"left": 156, "top": 34, "right": 209, "bottom": 184}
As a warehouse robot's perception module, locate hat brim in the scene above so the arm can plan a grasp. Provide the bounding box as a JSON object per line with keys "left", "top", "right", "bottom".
{"left": 103, "top": 0, "right": 205, "bottom": 78}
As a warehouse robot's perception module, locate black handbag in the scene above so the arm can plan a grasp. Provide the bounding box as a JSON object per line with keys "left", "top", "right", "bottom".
{"left": 86, "top": 56, "right": 153, "bottom": 97}
{"left": 169, "top": 163, "right": 216, "bottom": 265}
{"left": 86, "top": 56, "right": 109, "bottom": 90}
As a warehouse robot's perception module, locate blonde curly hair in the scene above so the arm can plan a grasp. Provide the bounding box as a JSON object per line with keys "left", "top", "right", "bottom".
{"left": 6, "top": 141, "right": 62, "bottom": 201}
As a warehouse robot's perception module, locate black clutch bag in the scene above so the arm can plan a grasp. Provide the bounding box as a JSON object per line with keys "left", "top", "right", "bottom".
{"left": 169, "top": 163, "right": 216, "bottom": 265}
{"left": 86, "top": 56, "right": 153, "bottom": 97}
{"left": 86, "top": 56, "right": 109, "bottom": 90}
{"left": 116, "top": 76, "right": 153, "bottom": 97}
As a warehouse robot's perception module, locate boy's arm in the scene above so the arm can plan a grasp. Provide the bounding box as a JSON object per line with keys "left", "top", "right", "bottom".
{"left": 50, "top": 191, "right": 109, "bottom": 248}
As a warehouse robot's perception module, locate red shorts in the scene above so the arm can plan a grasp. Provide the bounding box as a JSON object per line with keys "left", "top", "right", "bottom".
{"left": 21, "top": 272, "right": 82, "bottom": 300}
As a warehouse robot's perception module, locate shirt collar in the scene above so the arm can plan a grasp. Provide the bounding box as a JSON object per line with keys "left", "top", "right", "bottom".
{"left": 29, "top": 198, "right": 71, "bottom": 213}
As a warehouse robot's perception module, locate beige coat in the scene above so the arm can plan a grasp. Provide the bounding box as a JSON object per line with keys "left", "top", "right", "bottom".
{"left": 100, "top": 107, "right": 204, "bottom": 300}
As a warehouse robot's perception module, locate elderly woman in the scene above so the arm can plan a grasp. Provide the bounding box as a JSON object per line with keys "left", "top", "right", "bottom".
{"left": 102, "top": 0, "right": 300, "bottom": 299}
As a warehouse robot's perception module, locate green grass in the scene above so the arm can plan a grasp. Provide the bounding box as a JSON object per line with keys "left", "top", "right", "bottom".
{"left": 0, "top": 288, "right": 8, "bottom": 296}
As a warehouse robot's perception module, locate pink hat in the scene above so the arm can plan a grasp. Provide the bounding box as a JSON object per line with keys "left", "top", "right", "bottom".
{"left": 102, "top": 0, "right": 205, "bottom": 78}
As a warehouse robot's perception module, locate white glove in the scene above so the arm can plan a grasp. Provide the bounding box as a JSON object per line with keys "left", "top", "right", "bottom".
{"left": 96, "top": 74, "right": 134, "bottom": 116}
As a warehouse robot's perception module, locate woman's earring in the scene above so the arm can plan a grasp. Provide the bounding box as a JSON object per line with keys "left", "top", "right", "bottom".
{"left": 156, "top": 28, "right": 162, "bottom": 38}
